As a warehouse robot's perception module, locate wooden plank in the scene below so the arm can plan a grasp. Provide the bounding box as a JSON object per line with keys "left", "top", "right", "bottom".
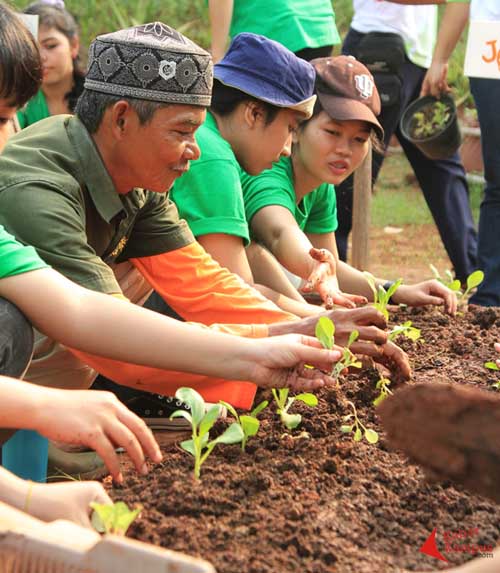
{"left": 351, "top": 142, "right": 372, "bottom": 271}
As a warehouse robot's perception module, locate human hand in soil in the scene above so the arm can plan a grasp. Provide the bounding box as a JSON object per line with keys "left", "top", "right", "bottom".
{"left": 248, "top": 333, "right": 342, "bottom": 391}
{"left": 268, "top": 306, "right": 388, "bottom": 344}
{"left": 301, "top": 248, "right": 367, "bottom": 309}
{"left": 495, "top": 342, "right": 500, "bottom": 368}
{"left": 351, "top": 340, "right": 411, "bottom": 381}
{"left": 392, "top": 280, "right": 457, "bottom": 315}
{"left": 27, "top": 480, "right": 112, "bottom": 528}
{"left": 421, "top": 60, "right": 450, "bottom": 98}
{"left": 33, "top": 389, "right": 162, "bottom": 483}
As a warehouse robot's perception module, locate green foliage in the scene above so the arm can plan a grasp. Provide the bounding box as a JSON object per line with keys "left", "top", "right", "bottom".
{"left": 271, "top": 388, "right": 318, "bottom": 430}
{"left": 171, "top": 387, "right": 244, "bottom": 479}
{"left": 460, "top": 270, "right": 484, "bottom": 302}
{"left": 90, "top": 501, "right": 142, "bottom": 536}
{"left": 411, "top": 101, "right": 451, "bottom": 139}
{"left": 372, "top": 377, "right": 393, "bottom": 407}
{"left": 315, "top": 316, "right": 361, "bottom": 382}
{"left": 430, "top": 266, "right": 484, "bottom": 304}
{"left": 341, "top": 401, "right": 379, "bottom": 445}
{"left": 219, "top": 399, "right": 268, "bottom": 452}
{"left": 363, "top": 273, "right": 402, "bottom": 320}
{"left": 429, "top": 264, "right": 462, "bottom": 292}
{"left": 388, "top": 321, "right": 421, "bottom": 343}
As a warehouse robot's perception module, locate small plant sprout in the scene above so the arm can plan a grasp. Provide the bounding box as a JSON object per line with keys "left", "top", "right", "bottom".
{"left": 315, "top": 316, "right": 362, "bottom": 382}
{"left": 388, "top": 321, "right": 421, "bottom": 343}
{"left": 219, "top": 399, "right": 268, "bottom": 451}
{"left": 341, "top": 401, "right": 379, "bottom": 445}
{"left": 429, "top": 264, "right": 462, "bottom": 292}
{"left": 484, "top": 361, "right": 500, "bottom": 391}
{"left": 459, "top": 270, "right": 484, "bottom": 304}
{"left": 412, "top": 100, "right": 451, "bottom": 138}
{"left": 372, "top": 377, "right": 393, "bottom": 407}
{"left": 363, "top": 272, "right": 402, "bottom": 320}
{"left": 90, "top": 501, "right": 142, "bottom": 536}
{"left": 271, "top": 388, "right": 318, "bottom": 430}
{"left": 170, "top": 387, "right": 244, "bottom": 480}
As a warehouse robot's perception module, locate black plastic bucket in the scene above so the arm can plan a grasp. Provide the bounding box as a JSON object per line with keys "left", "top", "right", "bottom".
{"left": 400, "top": 94, "right": 461, "bottom": 160}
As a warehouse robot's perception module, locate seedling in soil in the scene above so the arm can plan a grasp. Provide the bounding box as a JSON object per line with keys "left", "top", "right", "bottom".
{"left": 170, "top": 387, "right": 244, "bottom": 480}
{"left": 315, "top": 316, "right": 362, "bottom": 382}
{"left": 363, "top": 272, "right": 402, "bottom": 320}
{"left": 219, "top": 399, "right": 268, "bottom": 451}
{"left": 388, "top": 321, "right": 421, "bottom": 342}
{"left": 272, "top": 388, "right": 318, "bottom": 430}
{"left": 484, "top": 361, "right": 500, "bottom": 391}
{"left": 372, "top": 377, "right": 393, "bottom": 407}
{"left": 459, "top": 270, "right": 484, "bottom": 304}
{"left": 90, "top": 501, "right": 142, "bottom": 536}
{"left": 411, "top": 100, "right": 451, "bottom": 139}
{"left": 341, "top": 401, "right": 379, "bottom": 445}
{"left": 429, "top": 264, "right": 462, "bottom": 293}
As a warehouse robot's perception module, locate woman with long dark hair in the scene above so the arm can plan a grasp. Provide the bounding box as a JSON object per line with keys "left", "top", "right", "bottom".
{"left": 17, "top": 1, "right": 84, "bottom": 127}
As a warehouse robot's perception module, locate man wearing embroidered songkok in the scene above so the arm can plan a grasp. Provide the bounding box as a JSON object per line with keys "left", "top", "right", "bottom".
{"left": 0, "top": 22, "right": 408, "bottom": 426}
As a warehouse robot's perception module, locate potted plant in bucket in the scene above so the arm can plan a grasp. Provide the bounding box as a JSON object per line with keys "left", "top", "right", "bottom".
{"left": 400, "top": 94, "right": 461, "bottom": 160}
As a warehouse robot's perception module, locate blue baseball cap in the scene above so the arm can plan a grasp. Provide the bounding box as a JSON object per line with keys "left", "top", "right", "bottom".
{"left": 214, "top": 33, "right": 316, "bottom": 117}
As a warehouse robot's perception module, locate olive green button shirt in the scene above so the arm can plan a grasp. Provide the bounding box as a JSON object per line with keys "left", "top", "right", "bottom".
{"left": 0, "top": 115, "right": 194, "bottom": 294}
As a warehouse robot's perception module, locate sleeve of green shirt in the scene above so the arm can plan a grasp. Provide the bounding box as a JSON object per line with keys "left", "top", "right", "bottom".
{"left": 172, "top": 158, "right": 250, "bottom": 245}
{"left": 242, "top": 170, "right": 297, "bottom": 225}
{"left": 0, "top": 225, "right": 48, "bottom": 279}
{"left": 119, "top": 192, "right": 194, "bottom": 261}
{"left": 303, "top": 184, "right": 338, "bottom": 234}
{"left": 0, "top": 182, "right": 121, "bottom": 294}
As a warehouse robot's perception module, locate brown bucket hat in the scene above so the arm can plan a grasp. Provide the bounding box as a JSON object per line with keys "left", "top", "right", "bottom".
{"left": 311, "top": 55, "right": 384, "bottom": 141}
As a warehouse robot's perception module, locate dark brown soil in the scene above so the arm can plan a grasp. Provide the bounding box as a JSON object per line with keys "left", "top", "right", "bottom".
{"left": 110, "top": 305, "right": 500, "bottom": 573}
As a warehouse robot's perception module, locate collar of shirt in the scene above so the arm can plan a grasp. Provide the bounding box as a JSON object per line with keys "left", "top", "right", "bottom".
{"left": 66, "top": 116, "right": 126, "bottom": 224}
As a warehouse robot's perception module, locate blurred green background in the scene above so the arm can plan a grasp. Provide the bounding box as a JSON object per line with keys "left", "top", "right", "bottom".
{"left": 8, "top": 0, "right": 470, "bottom": 104}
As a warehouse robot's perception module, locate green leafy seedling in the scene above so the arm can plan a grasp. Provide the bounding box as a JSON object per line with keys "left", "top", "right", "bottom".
{"left": 363, "top": 272, "right": 402, "bottom": 320}
{"left": 372, "top": 377, "right": 393, "bottom": 407}
{"left": 341, "top": 401, "right": 379, "bottom": 445}
{"left": 315, "top": 316, "right": 362, "bottom": 382}
{"left": 412, "top": 101, "right": 451, "bottom": 138}
{"left": 170, "top": 387, "right": 244, "bottom": 479}
{"left": 429, "top": 264, "right": 462, "bottom": 292}
{"left": 459, "top": 270, "right": 484, "bottom": 303}
{"left": 90, "top": 501, "right": 142, "bottom": 536}
{"left": 484, "top": 361, "right": 500, "bottom": 391}
{"left": 219, "top": 399, "right": 268, "bottom": 451}
{"left": 271, "top": 388, "right": 318, "bottom": 430}
{"left": 388, "top": 320, "right": 421, "bottom": 342}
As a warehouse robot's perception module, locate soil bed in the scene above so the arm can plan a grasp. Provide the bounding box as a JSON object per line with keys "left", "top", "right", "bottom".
{"left": 110, "top": 305, "right": 500, "bottom": 572}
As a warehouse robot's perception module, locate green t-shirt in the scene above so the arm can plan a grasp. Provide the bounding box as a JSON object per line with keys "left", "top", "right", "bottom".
{"left": 16, "top": 90, "right": 50, "bottom": 129}
{"left": 171, "top": 112, "right": 250, "bottom": 245}
{"left": 0, "top": 225, "right": 48, "bottom": 279}
{"left": 0, "top": 115, "right": 194, "bottom": 295}
{"left": 242, "top": 156, "right": 338, "bottom": 235}
{"left": 230, "top": 0, "right": 340, "bottom": 52}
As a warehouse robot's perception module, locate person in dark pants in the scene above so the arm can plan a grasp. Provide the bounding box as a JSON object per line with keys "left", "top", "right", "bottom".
{"left": 335, "top": 3, "right": 477, "bottom": 284}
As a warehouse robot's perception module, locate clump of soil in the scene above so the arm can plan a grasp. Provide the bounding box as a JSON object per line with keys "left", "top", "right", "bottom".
{"left": 110, "top": 306, "right": 500, "bottom": 573}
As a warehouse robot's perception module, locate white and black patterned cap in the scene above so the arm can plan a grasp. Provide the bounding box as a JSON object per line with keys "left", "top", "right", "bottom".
{"left": 84, "top": 22, "right": 213, "bottom": 106}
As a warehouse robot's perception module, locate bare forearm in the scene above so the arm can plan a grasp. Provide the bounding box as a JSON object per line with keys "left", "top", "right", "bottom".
{"left": 0, "top": 467, "right": 27, "bottom": 512}
{"left": 208, "top": 0, "right": 233, "bottom": 62}
{"left": 255, "top": 284, "right": 322, "bottom": 317}
{"left": 0, "top": 269, "right": 273, "bottom": 381}
{"left": 337, "top": 261, "right": 387, "bottom": 301}
{"left": 268, "top": 227, "right": 315, "bottom": 279}
{"left": 432, "top": 3, "right": 470, "bottom": 64}
{"left": 0, "top": 376, "right": 51, "bottom": 430}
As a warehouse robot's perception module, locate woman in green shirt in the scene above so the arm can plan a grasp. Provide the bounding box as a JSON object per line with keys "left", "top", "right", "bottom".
{"left": 243, "top": 56, "right": 457, "bottom": 315}
{"left": 17, "top": 2, "right": 84, "bottom": 128}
